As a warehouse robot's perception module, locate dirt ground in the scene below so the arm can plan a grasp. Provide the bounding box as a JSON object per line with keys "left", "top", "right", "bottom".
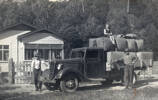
{"left": 1, "top": 75, "right": 158, "bottom": 100}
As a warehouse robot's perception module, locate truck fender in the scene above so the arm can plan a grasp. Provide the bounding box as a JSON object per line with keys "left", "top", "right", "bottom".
{"left": 54, "top": 68, "right": 84, "bottom": 81}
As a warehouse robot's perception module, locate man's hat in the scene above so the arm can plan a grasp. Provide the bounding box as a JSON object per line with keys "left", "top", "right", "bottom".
{"left": 34, "top": 51, "right": 39, "bottom": 57}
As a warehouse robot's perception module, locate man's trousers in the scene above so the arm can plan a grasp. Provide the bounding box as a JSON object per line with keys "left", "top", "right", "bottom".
{"left": 33, "top": 68, "right": 42, "bottom": 90}
{"left": 124, "top": 64, "right": 134, "bottom": 88}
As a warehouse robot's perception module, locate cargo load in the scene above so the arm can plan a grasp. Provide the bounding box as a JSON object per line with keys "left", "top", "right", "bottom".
{"left": 89, "top": 37, "right": 115, "bottom": 51}
{"left": 106, "top": 52, "right": 125, "bottom": 70}
{"left": 106, "top": 51, "right": 153, "bottom": 69}
{"left": 128, "top": 52, "right": 142, "bottom": 68}
{"left": 115, "top": 37, "right": 128, "bottom": 51}
{"left": 125, "top": 34, "right": 137, "bottom": 39}
{"left": 137, "top": 52, "right": 153, "bottom": 67}
{"left": 126, "top": 39, "right": 138, "bottom": 52}
{"left": 89, "top": 38, "right": 97, "bottom": 47}
{"left": 106, "top": 52, "right": 139, "bottom": 69}
{"left": 89, "top": 36, "right": 144, "bottom": 52}
{"left": 137, "top": 52, "right": 153, "bottom": 60}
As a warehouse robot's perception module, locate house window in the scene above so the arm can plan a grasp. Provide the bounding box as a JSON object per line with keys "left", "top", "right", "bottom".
{"left": 25, "top": 49, "right": 36, "bottom": 60}
{"left": 53, "top": 49, "right": 62, "bottom": 59}
{"left": 0, "top": 45, "right": 9, "bottom": 61}
{"left": 25, "top": 49, "right": 62, "bottom": 60}
{"left": 38, "top": 49, "right": 49, "bottom": 60}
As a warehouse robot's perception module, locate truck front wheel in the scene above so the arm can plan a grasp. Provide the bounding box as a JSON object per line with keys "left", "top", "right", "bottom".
{"left": 60, "top": 75, "right": 79, "bottom": 92}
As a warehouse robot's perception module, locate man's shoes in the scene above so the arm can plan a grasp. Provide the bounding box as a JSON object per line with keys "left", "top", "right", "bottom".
{"left": 39, "top": 89, "right": 42, "bottom": 92}
{"left": 129, "top": 87, "right": 133, "bottom": 89}
{"left": 35, "top": 88, "right": 38, "bottom": 91}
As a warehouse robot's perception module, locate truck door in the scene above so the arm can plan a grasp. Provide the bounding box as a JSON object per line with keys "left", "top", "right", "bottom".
{"left": 85, "top": 49, "right": 105, "bottom": 78}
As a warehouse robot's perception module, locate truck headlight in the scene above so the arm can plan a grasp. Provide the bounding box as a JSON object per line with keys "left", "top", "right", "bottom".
{"left": 57, "top": 64, "right": 63, "bottom": 70}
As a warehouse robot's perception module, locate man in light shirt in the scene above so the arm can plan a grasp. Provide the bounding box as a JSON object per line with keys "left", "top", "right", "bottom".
{"left": 104, "top": 24, "right": 112, "bottom": 36}
{"left": 31, "top": 53, "right": 42, "bottom": 91}
{"left": 123, "top": 51, "right": 137, "bottom": 89}
{"left": 104, "top": 24, "right": 116, "bottom": 45}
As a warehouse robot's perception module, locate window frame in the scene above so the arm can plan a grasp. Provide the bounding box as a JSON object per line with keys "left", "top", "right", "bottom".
{"left": 24, "top": 49, "right": 62, "bottom": 60}
{"left": 0, "top": 45, "right": 9, "bottom": 62}
{"left": 86, "top": 49, "right": 99, "bottom": 61}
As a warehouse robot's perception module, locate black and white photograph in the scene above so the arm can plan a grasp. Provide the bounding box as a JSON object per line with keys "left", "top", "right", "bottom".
{"left": 0, "top": 0, "right": 158, "bottom": 100}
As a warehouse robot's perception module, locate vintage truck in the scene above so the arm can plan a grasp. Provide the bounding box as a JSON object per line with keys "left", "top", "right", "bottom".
{"left": 43, "top": 47, "right": 143, "bottom": 92}
{"left": 43, "top": 36, "right": 153, "bottom": 92}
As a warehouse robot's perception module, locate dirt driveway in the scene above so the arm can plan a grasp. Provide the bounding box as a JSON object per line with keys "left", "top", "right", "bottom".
{"left": 1, "top": 75, "right": 158, "bottom": 100}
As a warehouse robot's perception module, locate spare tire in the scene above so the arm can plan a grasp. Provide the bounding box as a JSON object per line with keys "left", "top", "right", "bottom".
{"left": 115, "top": 37, "right": 128, "bottom": 51}
{"left": 126, "top": 39, "right": 138, "bottom": 52}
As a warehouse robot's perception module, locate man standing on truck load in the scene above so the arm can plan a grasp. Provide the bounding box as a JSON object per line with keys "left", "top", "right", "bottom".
{"left": 123, "top": 51, "right": 137, "bottom": 89}
{"left": 104, "top": 24, "right": 112, "bottom": 36}
{"left": 104, "top": 24, "right": 116, "bottom": 46}
{"left": 31, "top": 52, "right": 42, "bottom": 91}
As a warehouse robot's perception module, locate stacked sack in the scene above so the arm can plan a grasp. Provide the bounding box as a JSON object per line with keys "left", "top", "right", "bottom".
{"left": 89, "top": 37, "right": 115, "bottom": 51}
{"left": 135, "top": 39, "right": 144, "bottom": 51}
{"left": 115, "top": 37, "right": 128, "bottom": 51}
{"left": 126, "top": 39, "right": 138, "bottom": 52}
{"left": 89, "top": 36, "right": 144, "bottom": 52}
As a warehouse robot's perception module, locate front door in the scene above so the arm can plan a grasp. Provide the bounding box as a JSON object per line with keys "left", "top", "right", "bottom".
{"left": 85, "top": 49, "right": 105, "bottom": 78}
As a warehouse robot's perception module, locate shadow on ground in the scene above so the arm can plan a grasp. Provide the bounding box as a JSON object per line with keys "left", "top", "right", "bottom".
{"left": 134, "top": 78, "right": 158, "bottom": 88}
{"left": 78, "top": 83, "right": 122, "bottom": 91}
{"left": 0, "top": 85, "right": 20, "bottom": 91}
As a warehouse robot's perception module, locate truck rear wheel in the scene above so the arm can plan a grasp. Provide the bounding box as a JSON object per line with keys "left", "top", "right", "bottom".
{"left": 60, "top": 75, "right": 79, "bottom": 92}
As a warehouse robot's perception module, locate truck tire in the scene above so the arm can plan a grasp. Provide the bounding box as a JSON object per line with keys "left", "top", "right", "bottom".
{"left": 101, "top": 79, "right": 113, "bottom": 85}
{"left": 60, "top": 75, "right": 79, "bottom": 92}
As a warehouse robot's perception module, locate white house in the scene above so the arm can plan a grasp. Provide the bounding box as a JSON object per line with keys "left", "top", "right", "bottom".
{"left": 0, "top": 23, "right": 64, "bottom": 73}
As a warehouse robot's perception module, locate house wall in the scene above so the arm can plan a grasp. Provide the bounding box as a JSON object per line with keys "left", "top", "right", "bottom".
{"left": 0, "top": 30, "right": 64, "bottom": 73}
{"left": 18, "top": 40, "right": 25, "bottom": 63}
{"left": 0, "top": 30, "right": 31, "bottom": 72}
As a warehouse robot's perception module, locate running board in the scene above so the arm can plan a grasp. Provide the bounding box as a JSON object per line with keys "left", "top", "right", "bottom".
{"left": 88, "top": 78, "right": 106, "bottom": 81}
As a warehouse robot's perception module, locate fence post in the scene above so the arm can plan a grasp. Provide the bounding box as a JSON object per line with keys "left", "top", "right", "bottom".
{"left": 8, "top": 58, "right": 15, "bottom": 84}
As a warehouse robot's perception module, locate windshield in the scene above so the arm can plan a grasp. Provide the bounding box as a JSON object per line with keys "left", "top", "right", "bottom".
{"left": 71, "top": 50, "right": 85, "bottom": 58}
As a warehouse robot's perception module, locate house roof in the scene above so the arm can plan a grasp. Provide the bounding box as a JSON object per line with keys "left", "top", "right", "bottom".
{"left": 18, "top": 29, "right": 64, "bottom": 41}
{"left": 0, "top": 22, "right": 37, "bottom": 34}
